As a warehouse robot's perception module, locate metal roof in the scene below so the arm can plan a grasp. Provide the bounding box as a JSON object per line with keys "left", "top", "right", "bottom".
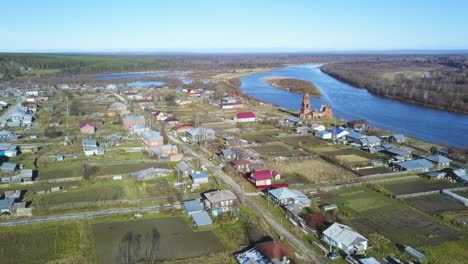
{"left": 323, "top": 223, "right": 368, "bottom": 248}
{"left": 204, "top": 190, "right": 237, "bottom": 203}
{"left": 183, "top": 199, "right": 203, "bottom": 215}
{"left": 191, "top": 211, "right": 213, "bottom": 227}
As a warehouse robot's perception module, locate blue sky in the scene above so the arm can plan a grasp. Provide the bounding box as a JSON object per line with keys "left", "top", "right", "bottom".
{"left": 1, "top": 0, "right": 467, "bottom": 52}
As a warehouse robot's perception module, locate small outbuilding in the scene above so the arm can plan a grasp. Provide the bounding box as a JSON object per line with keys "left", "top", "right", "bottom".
{"left": 190, "top": 211, "right": 213, "bottom": 228}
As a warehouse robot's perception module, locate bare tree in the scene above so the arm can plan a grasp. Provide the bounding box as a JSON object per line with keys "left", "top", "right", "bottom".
{"left": 118, "top": 231, "right": 141, "bottom": 264}
{"left": 143, "top": 229, "right": 161, "bottom": 264}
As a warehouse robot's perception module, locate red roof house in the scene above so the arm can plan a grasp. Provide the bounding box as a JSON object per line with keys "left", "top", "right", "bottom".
{"left": 252, "top": 170, "right": 273, "bottom": 186}
{"left": 255, "top": 241, "right": 292, "bottom": 262}
{"left": 79, "top": 121, "right": 96, "bottom": 134}
{"left": 234, "top": 112, "right": 256, "bottom": 122}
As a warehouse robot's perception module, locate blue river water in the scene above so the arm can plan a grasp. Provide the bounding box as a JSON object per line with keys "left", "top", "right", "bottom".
{"left": 240, "top": 64, "right": 468, "bottom": 147}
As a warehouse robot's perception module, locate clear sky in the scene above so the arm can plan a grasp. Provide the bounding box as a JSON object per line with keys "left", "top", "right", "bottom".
{"left": 1, "top": 0, "right": 467, "bottom": 52}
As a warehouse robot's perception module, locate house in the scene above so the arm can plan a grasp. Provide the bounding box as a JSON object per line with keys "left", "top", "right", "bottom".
{"left": 329, "top": 128, "right": 350, "bottom": 139}
{"left": 234, "top": 112, "right": 256, "bottom": 122}
{"left": 310, "top": 123, "right": 326, "bottom": 131}
{"left": 203, "top": 189, "right": 238, "bottom": 216}
{"left": 255, "top": 241, "right": 292, "bottom": 264}
{"left": 141, "top": 130, "right": 164, "bottom": 151}
{"left": 79, "top": 121, "right": 96, "bottom": 134}
{"left": 190, "top": 172, "right": 209, "bottom": 184}
{"left": 172, "top": 124, "right": 193, "bottom": 134}
{"left": 123, "top": 115, "right": 145, "bottom": 129}
{"left": 381, "top": 144, "right": 412, "bottom": 160}
{"left": 130, "top": 124, "right": 150, "bottom": 135}
{"left": 359, "top": 136, "right": 381, "bottom": 148}
{"left": 183, "top": 199, "right": 204, "bottom": 216}
{"left": 108, "top": 102, "right": 128, "bottom": 111}
{"left": 0, "top": 162, "right": 19, "bottom": 173}
{"left": 315, "top": 130, "right": 332, "bottom": 140}
{"left": 186, "top": 128, "right": 215, "bottom": 143}
{"left": 346, "top": 132, "right": 366, "bottom": 143}
{"left": 393, "top": 159, "right": 433, "bottom": 173}
{"left": 175, "top": 160, "right": 196, "bottom": 178}
{"left": 130, "top": 167, "right": 169, "bottom": 181}
{"left": 82, "top": 138, "right": 104, "bottom": 156}
{"left": 138, "top": 99, "right": 155, "bottom": 110}
{"left": 251, "top": 170, "right": 279, "bottom": 186}
{"left": 152, "top": 111, "right": 168, "bottom": 121}
{"left": 295, "top": 126, "right": 311, "bottom": 134}
{"left": 164, "top": 116, "right": 179, "bottom": 127}
{"left": 0, "top": 143, "right": 17, "bottom": 157}
{"left": 48, "top": 119, "right": 61, "bottom": 127}
{"left": 286, "top": 116, "right": 302, "bottom": 126}
{"left": 102, "top": 134, "right": 122, "bottom": 147}
{"left": 151, "top": 145, "right": 182, "bottom": 161}
{"left": 424, "top": 155, "right": 452, "bottom": 168}
{"left": 443, "top": 168, "right": 468, "bottom": 183}
{"left": 233, "top": 159, "right": 251, "bottom": 172}
{"left": 221, "top": 149, "right": 237, "bottom": 161}
{"left": 322, "top": 223, "right": 368, "bottom": 255}
{"left": 388, "top": 134, "right": 406, "bottom": 143}
{"left": 0, "top": 198, "right": 15, "bottom": 214}
{"left": 0, "top": 130, "right": 19, "bottom": 141}
{"left": 347, "top": 120, "right": 368, "bottom": 131}
{"left": 424, "top": 171, "right": 447, "bottom": 180}
{"left": 1, "top": 169, "right": 33, "bottom": 183}
{"left": 190, "top": 211, "right": 213, "bottom": 228}
{"left": 268, "top": 187, "right": 311, "bottom": 207}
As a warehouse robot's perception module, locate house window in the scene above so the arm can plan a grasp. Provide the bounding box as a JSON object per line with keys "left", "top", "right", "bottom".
{"left": 220, "top": 201, "right": 225, "bottom": 206}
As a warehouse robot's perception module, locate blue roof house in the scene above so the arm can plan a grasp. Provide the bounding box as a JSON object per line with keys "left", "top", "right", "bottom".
{"left": 394, "top": 159, "right": 433, "bottom": 173}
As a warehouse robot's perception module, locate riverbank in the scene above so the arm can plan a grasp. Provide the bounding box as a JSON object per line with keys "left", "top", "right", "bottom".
{"left": 320, "top": 63, "right": 468, "bottom": 115}
{"left": 262, "top": 76, "right": 322, "bottom": 98}
{"left": 239, "top": 64, "right": 468, "bottom": 147}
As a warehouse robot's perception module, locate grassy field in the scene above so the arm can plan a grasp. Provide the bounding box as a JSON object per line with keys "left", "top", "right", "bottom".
{"left": 406, "top": 194, "right": 465, "bottom": 215}
{"left": 93, "top": 217, "right": 224, "bottom": 263}
{"left": 94, "top": 162, "right": 170, "bottom": 176}
{"left": 28, "top": 180, "right": 127, "bottom": 206}
{"left": 38, "top": 163, "right": 84, "bottom": 179}
{"left": 267, "top": 158, "right": 355, "bottom": 186}
{"left": 383, "top": 179, "right": 462, "bottom": 195}
{"left": 0, "top": 221, "right": 94, "bottom": 264}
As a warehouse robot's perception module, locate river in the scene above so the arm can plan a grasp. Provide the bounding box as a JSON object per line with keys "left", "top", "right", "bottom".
{"left": 240, "top": 64, "right": 468, "bottom": 147}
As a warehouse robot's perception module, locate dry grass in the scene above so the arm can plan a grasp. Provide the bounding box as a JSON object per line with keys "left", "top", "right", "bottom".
{"left": 268, "top": 158, "right": 355, "bottom": 185}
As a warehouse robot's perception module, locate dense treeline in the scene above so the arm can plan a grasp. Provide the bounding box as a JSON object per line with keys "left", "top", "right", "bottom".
{"left": 263, "top": 77, "right": 322, "bottom": 97}
{"left": 321, "top": 60, "right": 468, "bottom": 113}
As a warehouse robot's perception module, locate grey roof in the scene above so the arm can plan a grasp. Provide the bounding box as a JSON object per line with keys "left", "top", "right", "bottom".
{"left": 141, "top": 130, "right": 163, "bottom": 141}
{"left": 221, "top": 149, "right": 236, "bottom": 157}
{"left": 323, "top": 223, "right": 367, "bottom": 248}
{"left": 183, "top": 199, "right": 203, "bottom": 215}
{"left": 346, "top": 132, "right": 366, "bottom": 140}
{"left": 424, "top": 155, "right": 452, "bottom": 164}
{"left": 123, "top": 115, "right": 145, "bottom": 122}
{"left": 1, "top": 162, "right": 17, "bottom": 170}
{"left": 82, "top": 138, "right": 97, "bottom": 146}
{"left": 187, "top": 127, "right": 215, "bottom": 136}
{"left": 204, "top": 190, "right": 237, "bottom": 203}
{"left": 176, "top": 160, "right": 195, "bottom": 172}
{"left": 191, "top": 211, "right": 213, "bottom": 227}
{"left": 396, "top": 159, "right": 433, "bottom": 170}
{"left": 359, "top": 136, "right": 381, "bottom": 145}
{"left": 391, "top": 134, "right": 405, "bottom": 141}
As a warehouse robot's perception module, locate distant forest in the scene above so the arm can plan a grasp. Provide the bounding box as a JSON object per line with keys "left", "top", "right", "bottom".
{"left": 321, "top": 57, "right": 468, "bottom": 113}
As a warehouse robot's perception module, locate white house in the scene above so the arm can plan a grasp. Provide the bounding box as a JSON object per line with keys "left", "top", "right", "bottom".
{"left": 315, "top": 130, "right": 332, "bottom": 140}
{"left": 310, "top": 123, "right": 326, "bottom": 131}
{"left": 82, "top": 138, "right": 104, "bottom": 156}
{"left": 322, "top": 223, "right": 368, "bottom": 255}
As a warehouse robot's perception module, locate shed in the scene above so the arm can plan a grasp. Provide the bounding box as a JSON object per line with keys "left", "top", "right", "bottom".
{"left": 190, "top": 211, "right": 213, "bottom": 228}
{"left": 183, "top": 199, "right": 204, "bottom": 216}
{"left": 190, "top": 172, "right": 209, "bottom": 184}
{"left": 1, "top": 162, "right": 18, "bottom": 173}
{"left": 315, "top": 130, "right": 332, "bottom": 140}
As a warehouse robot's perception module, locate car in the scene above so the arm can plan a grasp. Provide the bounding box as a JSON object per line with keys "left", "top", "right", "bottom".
{"left": 328, "top": 253, "right": 341, "bottom": 260}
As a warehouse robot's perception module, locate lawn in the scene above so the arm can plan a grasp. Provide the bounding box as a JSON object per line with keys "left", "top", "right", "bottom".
{"left": 383, "top": 179, "right": 462, "bottom": 195}
{"left": 93, "top": 217, "right": 224, "bottom": 263}
{"left": 241, "top": 132, "right": 278, "bottom": 144}
{"left": 326, "top": 187, "right": 392, "bottom": 214}
{"left": 0, "top": 221, "right": 94, "bottom": 264}
{"left": 28, "top": 180, "right": 126, "bottom": 206}
{"left": 94, "top": 162, "right": 170, "bottom": 176}
{"left": 38, "top": 163, "right": 84, "bottom": 179}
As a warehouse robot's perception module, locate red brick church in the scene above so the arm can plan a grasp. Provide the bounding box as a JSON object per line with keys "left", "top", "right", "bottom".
{"left": 299, "top": 93, "right": 333, "bottom": 119}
